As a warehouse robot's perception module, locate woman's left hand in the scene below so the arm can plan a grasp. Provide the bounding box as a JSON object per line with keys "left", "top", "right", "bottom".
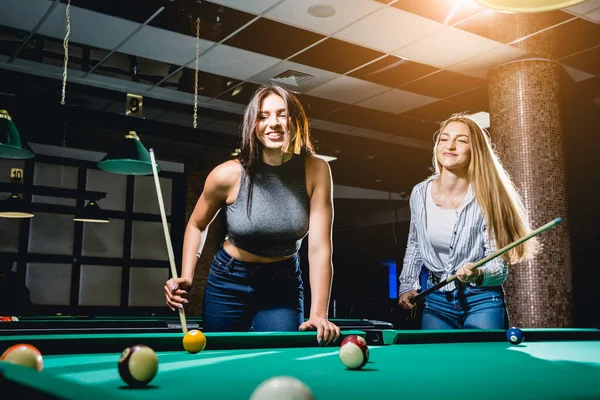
{"left": 299, "top": 317, "right": 341, "bottom": 346}
{"left": 455, "top": 262, "right": 481, "bottom": 284}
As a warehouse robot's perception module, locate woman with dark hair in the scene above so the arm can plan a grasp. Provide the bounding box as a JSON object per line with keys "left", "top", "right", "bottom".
{"left": 164, "top": 84, "right": 340, "bottom": 345}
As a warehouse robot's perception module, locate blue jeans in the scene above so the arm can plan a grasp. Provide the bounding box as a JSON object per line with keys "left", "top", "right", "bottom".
{"left": 202, "top": 247, "right": 304, "bottom": 332}
{"left": 421, "top": 276, "right": 506, "bottom": 330}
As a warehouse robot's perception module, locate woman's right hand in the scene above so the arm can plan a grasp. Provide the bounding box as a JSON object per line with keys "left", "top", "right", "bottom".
{"left": 164, "top": 277, "right": 192, "bottom": 311}
{"left": 398, "top": 290, "right": 418, "bottom": 310}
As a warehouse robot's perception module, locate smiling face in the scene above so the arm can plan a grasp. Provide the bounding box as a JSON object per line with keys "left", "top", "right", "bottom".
{"left": 435, "top": 121, "right": 471, "bottom": 172}
{"left": 256, "top": 93, "right": 289, "bottom": 151}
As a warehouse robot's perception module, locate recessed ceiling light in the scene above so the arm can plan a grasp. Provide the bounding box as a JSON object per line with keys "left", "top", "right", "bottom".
{"left": 375, "top": 179, "right": 382, "bottom": 183}
{"left": 308, "top": 4, "right": 336, "bottom": 18}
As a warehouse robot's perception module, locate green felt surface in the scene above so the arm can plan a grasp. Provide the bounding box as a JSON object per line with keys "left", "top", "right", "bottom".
{"left": 2, "top": 330, "right": 600, "bottom": 399}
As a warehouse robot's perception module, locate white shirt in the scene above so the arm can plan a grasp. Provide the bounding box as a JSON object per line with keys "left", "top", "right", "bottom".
{"left": 425, "top": 181, "right": 459, "bottom": 267}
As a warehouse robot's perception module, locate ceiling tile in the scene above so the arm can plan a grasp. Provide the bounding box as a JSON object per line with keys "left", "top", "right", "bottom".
{"left": 324, "top": 104, "right": 436, "bottom": 139}
{"left": 445, "top": 85, "right": 489, "bottom": 110}
{"left": 160, "top": 67, "right": 243, "bottom": 97}
{"left": 306, "top": 76, "right": 389, "bottom": 104}
{"left": 91, "top": 51, "right": 172, "bottom": 86}
{"left": 400, "top": 100, "right": 473, "bottom": 123}
{"left": 455, "top": 9, "right": 573, "bottom": 44}
{"left": 394, "top": 26, "right": 500, "bottom": 68}
{"left": 69, "top": 0, "right": 164, "bottom": 23}
{"left": 120, "top": 26, "right": 213, "bottom": 66}
{"left": 265, "top": 0, "right": 382, "bottom": 35}
{"left": 565, "top": 0, "right": 600, "bottom": 15}
{"left": 149, "top": 1, "right": 256, "bottom": 43}
{"left": 290, "top": 38, "right": 385, "bottom": 74}
{"left": 349, "top": 55, "right": 440, "bottom": 88}
{"left": 515, "top": 18, "right": 600, "bottom": 59}
{"left": 399, "top": 70, "right": 486, "bottom": 98}
{"left": 224, "top": 18, "right": 324, "bottom": 59}
{"left": 38, "top": 2, "right": 140, "bottom": 50}
{"left": 0, "top": 0, "right": 57, "bottom": 32}
{"left": 215, "top": 81, "right": 262, "bottom": 104}
{"left": 391, "top": 0, "right": 487, "bottom": 25}
{"left": 249, "top": 60, "right": 340, "bottom": 93}
{"left": 356, "top": 88, "right": 438, "bottom": 114}
{"left": 586, "top": 7, "right": 600, "bottom": 22}
{"left": 298, "top": 95, "right": 347, "bottom": 117}
{"left": 445, "top": 45, "right": 528, "bottom": 79}
{"left": 334, "top": 7, "right": 444, "bottom": 53}
{"left": 194, "top": 44, "right": 281, "bottom": 81}
{"left": 560, "top": 46, "right": 600, "bottom": 76}
{"left": 206, "top": 0, "right": 283, "bottom": 15}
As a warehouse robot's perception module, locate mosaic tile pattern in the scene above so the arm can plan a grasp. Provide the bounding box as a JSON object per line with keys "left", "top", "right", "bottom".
{"left": 489, "top": 60, "right": 573, "bottom": 327}
{"left": 183, "top": 162, "right": 226, "bottom": 317}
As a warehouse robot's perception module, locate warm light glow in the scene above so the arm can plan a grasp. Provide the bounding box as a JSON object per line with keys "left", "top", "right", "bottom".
{"left": 314, "top": 154, "right": 337, "bottom": 162}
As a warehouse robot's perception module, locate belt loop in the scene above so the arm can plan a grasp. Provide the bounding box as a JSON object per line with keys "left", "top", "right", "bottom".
{"left": 225, "top": 254, "right": 235, "bottom": 271}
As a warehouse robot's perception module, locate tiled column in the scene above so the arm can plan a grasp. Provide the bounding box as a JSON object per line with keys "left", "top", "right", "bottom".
{"left": 183, "top": 162, "right": 225, "bottom": 317}
{"left": 489, "top": 53, "right": 572, "bottom": 326}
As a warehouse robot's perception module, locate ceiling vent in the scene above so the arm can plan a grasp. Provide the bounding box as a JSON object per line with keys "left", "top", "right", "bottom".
{"left": 271, "top": 70, "right": 315, "bottom": 87}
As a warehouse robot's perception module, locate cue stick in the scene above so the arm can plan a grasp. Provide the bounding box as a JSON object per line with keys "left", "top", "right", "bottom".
{"left": 409, "top": 217, "right": 562, "bottom": 304}
{"left": 149, "top": 149, "right": 188, "bottom": 334}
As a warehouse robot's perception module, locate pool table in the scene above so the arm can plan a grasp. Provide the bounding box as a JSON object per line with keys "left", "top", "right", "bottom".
{"left": 1, "top": 328, "right": 599, "bottom": 399}
{"left": 0, "top": 316, "right": 392, "bottom": 335}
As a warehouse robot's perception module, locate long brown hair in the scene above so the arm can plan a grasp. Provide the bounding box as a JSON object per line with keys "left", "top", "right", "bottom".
{"left": 432, "top": 113, "right": 539, "bottom": 264}
{"left": 238, "top": 84, "right": 314, "bottom": 212}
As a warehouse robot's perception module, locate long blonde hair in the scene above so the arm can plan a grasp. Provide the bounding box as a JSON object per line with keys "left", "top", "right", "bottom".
{"left": 433, "top": 113, "right": 539, "bottom": 264}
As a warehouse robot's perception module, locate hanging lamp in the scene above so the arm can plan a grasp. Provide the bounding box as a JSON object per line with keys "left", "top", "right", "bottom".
{"left": 73, "top": 199, "right": 109, "bottom": 223}
{"left": 0, "top": 193, "right": 34, "bottom": 219}
{"left": 97, "top": 130, "right": 159, "bottom": 175}
{"left": 474, "top": 0, "right": 587, "bottom": 13}
{"left": 0, "top": 110, "right": 35, "bottom": 159}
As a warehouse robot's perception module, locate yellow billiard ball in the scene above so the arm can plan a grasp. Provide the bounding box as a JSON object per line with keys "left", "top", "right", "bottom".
{"left": 183, "top": 329, "right": 206, "bottom": 354}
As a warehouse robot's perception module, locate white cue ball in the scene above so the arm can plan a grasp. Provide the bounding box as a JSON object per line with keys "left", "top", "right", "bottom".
{"left": 250, "top": 376, "right": 315, "bottom": 400}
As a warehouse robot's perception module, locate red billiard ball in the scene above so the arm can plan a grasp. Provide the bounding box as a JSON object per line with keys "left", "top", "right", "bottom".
{"left": 118, "top": 345, "right": 158, "bottom": 387}
{"left": 339, "top": 335, "right": 369, "bottom": 370}
{"left": 0, "top": 316, "right": 12, "bottom": 322}
{"left": 1, "top": 344, "right": 44, "bottom": 371}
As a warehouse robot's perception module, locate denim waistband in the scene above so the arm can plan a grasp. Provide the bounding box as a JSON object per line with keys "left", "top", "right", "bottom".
{"left": 214, "top": 246, "right": 299, "bottom": 270}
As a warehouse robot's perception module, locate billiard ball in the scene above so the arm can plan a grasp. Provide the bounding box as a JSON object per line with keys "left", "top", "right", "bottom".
{"left": 1, "top": 344, "right": 43, "bottom": 371}
{"left": 339, "top": 335, "right": 369, "bottom": 370}
{"left": 118, "top": 345, "right": 158, "bottom": 387}
{"left": 250, "top": 376, "right": 315, "bottom": 400}
{"left": 0, "top": 316, "right": 11, "bottom": 322}
{"left": 506, "top": 327, "right": 524, "bottom": 345}
{"left": 183, "top": 329, "right": 206, "bottom": 354}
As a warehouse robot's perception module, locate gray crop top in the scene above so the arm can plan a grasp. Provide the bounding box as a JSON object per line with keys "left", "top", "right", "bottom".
{"left": 225, "top": 155, "right": 310, "bottom": 257}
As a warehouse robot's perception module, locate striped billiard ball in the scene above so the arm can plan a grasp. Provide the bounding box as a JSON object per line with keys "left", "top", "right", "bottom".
{"left": 339, "top": 335, "right": 369, "bottom": 370}
{"left": 118, "top": 345, "right": 158, "bottom": 387}
{"left": 1, "top": 343, "right": 43, "bottom": 371}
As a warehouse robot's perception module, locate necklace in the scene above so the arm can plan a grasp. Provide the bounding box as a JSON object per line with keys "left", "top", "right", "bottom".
{"left": 434, "top": 183, "right": 466, "bottom": 216}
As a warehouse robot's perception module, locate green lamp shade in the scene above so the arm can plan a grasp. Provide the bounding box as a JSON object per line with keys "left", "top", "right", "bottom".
{"left": 0, "top": 193, "right": 34, "bottom": 218}
{"left": 0, "top": 110, "right": 35, "bottom": 159}
{"left": 474, "top": 0, "right": 587, "bottom": 12}
{"left": 73, "top": 201, "right": 109, "bottom": 223}
{"left": 97, "top": 131, "right": 160, "bottom": 175}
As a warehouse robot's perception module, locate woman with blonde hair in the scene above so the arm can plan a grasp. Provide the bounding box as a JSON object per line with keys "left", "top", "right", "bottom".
{"left": 164, "top": 84, "right": 340, "bottom": 345}
{"left": 398, "top": 113, "right": 538, "bottom": 329}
